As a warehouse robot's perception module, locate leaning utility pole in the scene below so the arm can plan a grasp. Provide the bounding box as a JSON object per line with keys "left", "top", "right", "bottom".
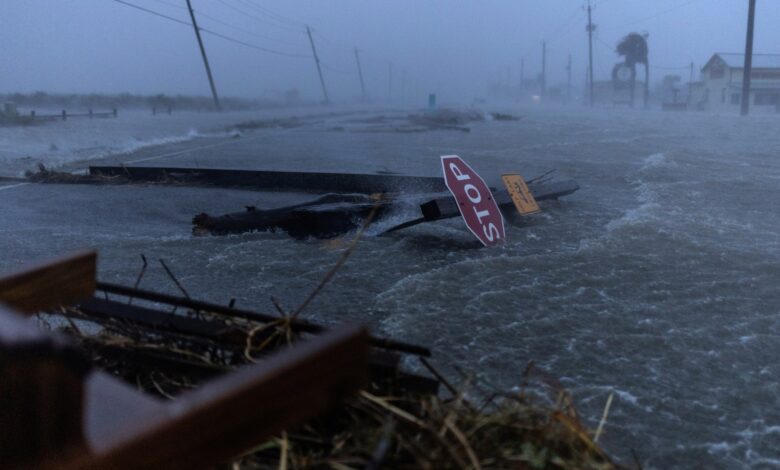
{"left": 741, "top": 0, "right": 756, "bottom": 116}
{"left": 541, "top": 41, "right": 547, "bottom": 98}
{"left": 354, "top": 48, "right": 367, "bottom": 101}
{"left": 185, "top": 0, "right": 220, "bottom": 110}
{"left": 306, "top": 25, "right": 330, "bottom": 104}
{"left": 586, "top": 1, "right": 596, "bottom": 107}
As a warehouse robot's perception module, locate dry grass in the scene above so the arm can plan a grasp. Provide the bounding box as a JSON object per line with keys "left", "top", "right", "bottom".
{"left": 45, "top": 308, "right": 620, "bottom": 470}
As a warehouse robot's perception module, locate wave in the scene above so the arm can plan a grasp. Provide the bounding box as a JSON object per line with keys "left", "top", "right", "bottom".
{"left": 0, "top": 110, "right": 256, "bottom": 176}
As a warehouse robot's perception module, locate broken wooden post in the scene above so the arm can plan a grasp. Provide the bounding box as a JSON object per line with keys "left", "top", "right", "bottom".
{"left": 0, "top": 251, "right": 97, "bottom": 314}
{"left": 0, "top": 300, "right": 369, "bottom": 469}
{"left": 0, "top": 305, "right": 90, "bottom": 466}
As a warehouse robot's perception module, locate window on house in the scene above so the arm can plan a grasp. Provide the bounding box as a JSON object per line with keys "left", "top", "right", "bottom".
{"left": 721, "top": 88, "right": 726, "bottom": 103}
{"left": 754, "top": 93, "right": 780, "bottom": 105}
{"left": 710, "top": 66, "right": 725, "bottom": 79}
{"left": 731, "top": 93, "right": 741, "bottom": 105}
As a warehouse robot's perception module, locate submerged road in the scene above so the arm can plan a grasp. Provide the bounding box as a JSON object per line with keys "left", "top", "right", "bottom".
{"left": 2, "top": 107, "right": 780, "bottom": 468}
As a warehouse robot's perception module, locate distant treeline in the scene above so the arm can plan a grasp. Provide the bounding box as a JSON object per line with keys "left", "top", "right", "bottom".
{"left": 0, "top": 92, "right": 302, "bottom": 111}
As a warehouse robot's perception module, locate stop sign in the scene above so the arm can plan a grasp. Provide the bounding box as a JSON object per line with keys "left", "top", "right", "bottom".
{"left": 440, "top": 155, "right": 506, "bottom": 246}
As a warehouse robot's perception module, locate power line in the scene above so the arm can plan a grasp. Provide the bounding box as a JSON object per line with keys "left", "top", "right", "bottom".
{"left": 214, "top": 0, "right": 303, "bottom": 33}
{"left": 193, "top": 8, "right": 305, "bottom": 47}
{"left": 592, "top": 36, "right": 614, "bottom": 77}
{"left": 112, "top": 0, "right": 310, "bottom": 58}
{"left": 595, "top": 36, "right": 613, "bottom": 52}
{"left": 313, "top": 29, "right": 352, "bottom": 52}
{"left": 320, "top": 62, "right": 351, "bottom": 75}
{"left": 113, "top": 0, "right": 190, "bottom": 26}
{"left": 545, "top": 7, "right": 584, "bottom": 45}
{"left": 233, "top": 0, "right": 304, "bottom": 28}
{"left": 518, "top": 5, "right": 581, "bottom": 70}
{"left": 618, "top": 0, "right": 700, "bottom": 29}
{"left": 146, "top": 0, "right": 187, "bottom": 11}
{"left": 201, "top": 28, "right": 310, "bottom": 58}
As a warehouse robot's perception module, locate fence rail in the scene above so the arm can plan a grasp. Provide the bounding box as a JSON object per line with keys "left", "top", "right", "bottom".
{"left": 25, "top": 108, "right": 119, "bottom": 121}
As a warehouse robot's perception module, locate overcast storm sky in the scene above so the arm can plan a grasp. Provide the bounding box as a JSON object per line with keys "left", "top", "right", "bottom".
{"left": 1, "top": 1, "right": 776, "bottom": 101}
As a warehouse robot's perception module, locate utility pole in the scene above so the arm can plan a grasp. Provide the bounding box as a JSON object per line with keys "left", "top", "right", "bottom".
{"left": 541, "top": 41, "right": 547, "bottom": 99}
{"left": 520, "top": 57, "right": 525, "bottom": 83}
{"left": 401, "top": 70, "right": 407, "bottom": 105}
{"left": 388, "top": 63, "right": 393, "bottom": 101}
{"left": 354, "top": 48, "right": 367, "bottom": 101}
{"left": 306, "top": 25, "right": 330, "bottom": 104}
{"left": 688, "top": 61, "right": 695, "bottom": 105}
{"left": 586, "top": 1, "right": 596, "bottom": 107}
{"left": 567, "top": 54, "right": 572, "bottom": 104}
{"left": 741, "top": 0, "right": 756, "bottom": 116}
{"left": 185, "top": 0, "right": 220, "bottom": 110}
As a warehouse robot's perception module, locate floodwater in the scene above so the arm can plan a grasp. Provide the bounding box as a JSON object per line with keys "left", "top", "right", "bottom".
{"left": 2, "top": 106, "right": 780, "bottom": 468}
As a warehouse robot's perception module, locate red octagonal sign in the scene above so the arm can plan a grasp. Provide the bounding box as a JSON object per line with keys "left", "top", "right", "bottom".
{"left": 440, "top": 155, "right": 506, "bottom": 247}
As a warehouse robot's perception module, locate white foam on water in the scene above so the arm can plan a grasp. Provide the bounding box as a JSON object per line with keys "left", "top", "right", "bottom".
{"left": 639, "top": 152, "right": 673, "bottom": 171}
{"left": 605, "top": 181, "right": 660, "bottom": 232}
{"left": 602, "top": 153, "right": 676, "bottom": 233}
{"left": 704, "top": 441, "right": 735, "bottom": 454}
{"left": 0, "top": 109, "right": 287, "bottom": 176}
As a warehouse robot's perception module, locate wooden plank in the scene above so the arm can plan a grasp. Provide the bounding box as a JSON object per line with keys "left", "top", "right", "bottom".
{"left": 89, "top": 166, "right": 447, "bottom": 194}
{"left": 95, "top": 282, "right": 432, "bottom": 357}
{"left": 77, "top": 297, "right": 241, "bottom": 341}
{"left": 82, "top": 372, "right": 167, "bottom": 453}
{"left": 0, "top": 251, "right": 97, "bottom": 314}
{"left": 0, "top": 305, "right": 90, "bottom": 467}
{"left": 63, "top": 324, "right": 369, "bottom": 470}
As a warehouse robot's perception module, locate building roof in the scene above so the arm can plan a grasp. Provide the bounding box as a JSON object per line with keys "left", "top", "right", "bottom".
{"left": 703, "top": 53, "right": 780, "bottom": 71}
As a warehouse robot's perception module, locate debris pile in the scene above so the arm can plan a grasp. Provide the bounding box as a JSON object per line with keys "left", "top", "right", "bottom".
{"left": 41, "top": 282, "right": 619, "bottom": 469}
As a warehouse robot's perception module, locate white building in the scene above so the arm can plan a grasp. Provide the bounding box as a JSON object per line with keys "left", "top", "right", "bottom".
{"left": 694, "top": 53, "right": 780, "bottom": 112}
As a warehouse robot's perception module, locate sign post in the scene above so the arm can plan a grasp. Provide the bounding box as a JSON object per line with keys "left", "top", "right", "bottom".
{"left": 440, "top": 155, "right": 505, "bottom": 247}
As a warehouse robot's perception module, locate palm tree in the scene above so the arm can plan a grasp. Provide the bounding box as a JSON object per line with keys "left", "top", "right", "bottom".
{"left": 616, "top": 33, "right": 649, "bottom": 108}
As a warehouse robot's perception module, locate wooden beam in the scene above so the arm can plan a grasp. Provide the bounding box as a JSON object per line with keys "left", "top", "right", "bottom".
{"left": 0, "top": 305, "right": 91, "bottom": 466}
{"left": 89, "top": 166, "right": 446, "bottom": 194}
{"left": 64, "top": 324, "right": 369, "bottom": 470}
{"left": 0, "top": 251, "right": 97, "bottom": 314}
{"left": 95, "top": 282, "right": 432, "bottom": 357}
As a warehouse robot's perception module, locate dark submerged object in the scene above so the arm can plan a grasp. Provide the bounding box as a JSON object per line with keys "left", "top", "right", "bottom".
{"left": 44, "top": 164, "right": 577, "bottom": 240}
{"left": 191, "top": 172, "right": 580, "bottom": 238}
{"left": 193, "top": 194, "right": 391, "bottom": 239}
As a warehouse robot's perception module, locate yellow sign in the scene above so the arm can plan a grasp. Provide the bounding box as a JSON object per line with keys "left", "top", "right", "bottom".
{"left": 501, "top": 174, "right": 540, "bottom": 215}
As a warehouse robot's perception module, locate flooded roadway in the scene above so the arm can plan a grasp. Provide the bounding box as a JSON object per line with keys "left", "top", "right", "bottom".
{"left": 2, "top": 106, "right": 780, "bottom": 468}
